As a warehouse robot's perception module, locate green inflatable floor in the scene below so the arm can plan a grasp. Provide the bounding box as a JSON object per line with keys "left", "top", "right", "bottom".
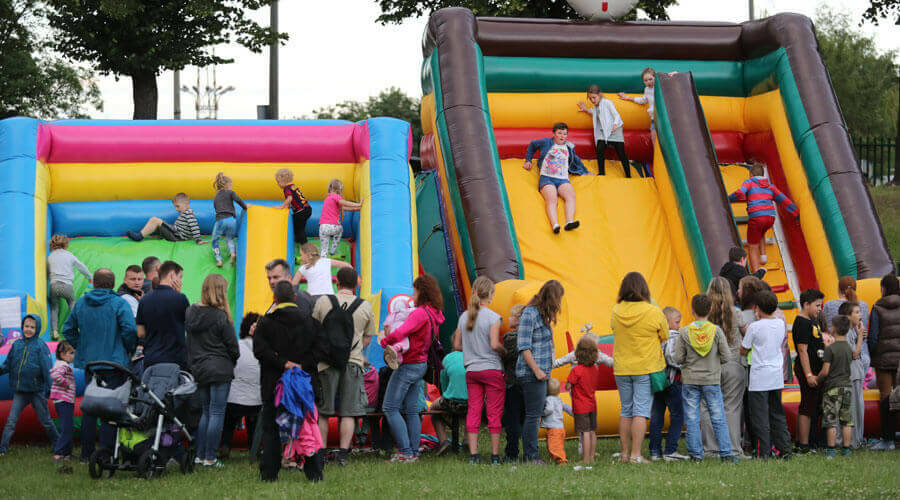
{"left": 55, "top": 236, "right": 236, "bottom": 328}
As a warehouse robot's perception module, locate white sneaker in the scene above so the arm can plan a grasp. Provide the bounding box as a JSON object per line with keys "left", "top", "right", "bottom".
{"left": 664, "top": 452, "right": 689, "bottom": 461}
{"left": 650, "top": 454, "right": 662, "bottom": 462}
{"left": 573, "top": 465, "right": 593, "bottom": 471}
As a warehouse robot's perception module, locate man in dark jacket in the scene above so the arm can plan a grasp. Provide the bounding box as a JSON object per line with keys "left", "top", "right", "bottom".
{"left": 253, "top": 281, "right": 323, "bottom": 482}
{"left": 719, "top": 247, "right": 766, "bottom": 299}
{"left": 61, "top": 268, "right": 137, "bottom": 460}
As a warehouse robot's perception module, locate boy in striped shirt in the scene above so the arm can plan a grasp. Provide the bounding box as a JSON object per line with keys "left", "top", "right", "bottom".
{"left": 728, "top": 163, "right": 798, "bottom": 272}
{"left": 127, "top": 192, "right": 207, "bottom": 245}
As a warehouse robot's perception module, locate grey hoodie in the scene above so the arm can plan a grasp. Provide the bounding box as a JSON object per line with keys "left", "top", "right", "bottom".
{"left": 673, "top": 322, "right": 730, "bottom": 386}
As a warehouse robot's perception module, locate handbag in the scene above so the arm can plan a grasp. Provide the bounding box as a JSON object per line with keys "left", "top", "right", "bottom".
{"left": 649, "top": 369, "right": 670, "bottom": 393}
{"left": 422, "top": 309, "right": 444, "bottom": 385}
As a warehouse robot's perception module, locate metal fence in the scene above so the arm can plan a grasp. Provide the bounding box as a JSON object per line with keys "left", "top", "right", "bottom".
{"left": 852, "top": 136, "right": 896, "bottom": 186}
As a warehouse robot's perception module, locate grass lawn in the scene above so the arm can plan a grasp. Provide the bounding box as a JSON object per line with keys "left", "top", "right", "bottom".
{"left": 1, "top": 438, "right": 899, "bottom": 499}
{"left": 871, "top": 185, "right": 900, "bottom": 260}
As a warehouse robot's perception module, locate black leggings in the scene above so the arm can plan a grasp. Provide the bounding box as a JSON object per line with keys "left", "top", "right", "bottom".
{"left": 292, "top": 205, "right": 312, "bottom": 244}
{"left": 596, "top": 140, "right": 638, "bottom": 178}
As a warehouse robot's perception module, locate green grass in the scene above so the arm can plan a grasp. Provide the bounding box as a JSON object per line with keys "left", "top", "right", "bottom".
{"left": 2, "top": 438, "right": 899, "bottom": 499}
{"left": 870, "top": 185, "right": 900, "bottom": 260}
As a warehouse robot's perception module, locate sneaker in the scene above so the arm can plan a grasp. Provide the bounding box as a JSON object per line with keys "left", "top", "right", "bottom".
{"left": 490, "top": 455, "right": 501, "bottom": 465}
{"left": 194, "top": 457, "right": 203, "bottom": 465}
{"left": 721, "top": 456, "right": 739, "bottom": 464}
{"left": 529, "top": 458, "right": 547, "bottom": 466}
{"left": 469, "top": 454, "right": 481, "bottom": 465}
{"left": 216, "top": 259, "right": 223, "bottom": 268}
{"left": 383, "top": 346, "right": 400, "bottom": 370}
{"left": 649, "top": 454, "right": 662, "bottom": 462}
{"left": 824, "top": 448, "right": 836, "bottom": 459}
{"left": 564, "top": 220, "right": 580, "bottom": 231}
{"left": 336, "top": 448, "right": 349, "bottom": 467}
{"left": 573, "top": 465, "right": 593, "bottom": 471}
{"left": 871, "top": 440, "right": 896, "bottom": 451}
{"left": 841, "top": 447, "right": 852, "bottom": 457}
{"left": 689, "top": 456, "right": 703, "bottom": 463}
{"left": 664, "top": 452, "right": 689, "bottom": 461}
{"left": 389, "top": 453, "right": 417, "bottom": 463}
{"left": 552, "top": 225, "right": 561, "bottom": 234}
{"left": 126, "top": 230, "right": 144, "bottom": 242}
{"left": 436, "top": 440, "right": 452, "bottom": 457}
{"left": 203, "top": 459, "right": 225, "bottom": 468}
{"left": 503, "top": 455, "right": 519, "bottom": 464}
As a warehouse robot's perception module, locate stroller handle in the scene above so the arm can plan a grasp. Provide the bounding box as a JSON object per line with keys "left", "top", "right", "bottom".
{"left": 84, "top": 361, "right": 141, "bottom": 383}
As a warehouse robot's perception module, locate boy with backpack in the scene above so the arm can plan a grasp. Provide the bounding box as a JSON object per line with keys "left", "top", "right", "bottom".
{"left": 311, "top": 267, "right": 376, "bottom": 466}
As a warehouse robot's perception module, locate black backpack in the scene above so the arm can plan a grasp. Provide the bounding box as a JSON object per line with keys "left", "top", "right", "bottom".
{"left": 320, "top": 295, "right": 364, "bottom": 371}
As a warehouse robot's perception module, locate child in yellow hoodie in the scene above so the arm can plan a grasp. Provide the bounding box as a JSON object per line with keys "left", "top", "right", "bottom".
{"left": 674, "top": 294, "right": 736, "bottom": 463}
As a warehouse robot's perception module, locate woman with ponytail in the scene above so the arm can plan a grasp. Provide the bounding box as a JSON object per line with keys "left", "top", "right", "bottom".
{"left": 452, "top": 276, "right": 506, "bottom": 464}
{"left": 823, "top": 276, "right": 869, "bottom": 333}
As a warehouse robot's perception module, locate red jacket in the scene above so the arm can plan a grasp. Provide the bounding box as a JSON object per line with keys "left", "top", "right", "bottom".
{"left": 381, "top": 305, "right": 444, "bottom": 364}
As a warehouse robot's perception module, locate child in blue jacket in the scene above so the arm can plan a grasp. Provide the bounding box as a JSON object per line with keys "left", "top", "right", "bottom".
{"left": 0, "top": 314, "right": 60, "bottom": 454}
{"left": 523, "top": 122, "right": 590, "bottom": 233}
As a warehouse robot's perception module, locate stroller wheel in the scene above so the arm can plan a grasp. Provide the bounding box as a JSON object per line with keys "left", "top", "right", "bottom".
{"left": 136, "top": 449, "right": 162, "bottom": 480}
{"left": 180, "top": 446, "right": 197, "bottom": 474}
{"left": 88, "top": 449, "right": 115, "bottom": 479}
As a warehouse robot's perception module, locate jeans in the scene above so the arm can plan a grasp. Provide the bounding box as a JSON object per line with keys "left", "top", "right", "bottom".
{"left": 683, "top": 384, "right": 733, "bottom": 459}
{"left": 518, "top": 375, "right": 548, "bottom": 461}
{"left": 649, "top": 381, "right": 683, "bottom": 456}
{"left": 211, "top": 217, "right": 237, "bottom": 261}
{"left": 615, "top": 374, "right": 652, "bottom": 418}
{"left": 80, "top": 370, "right": 127, "bottom": 459}
{"left": 503, "top": 383, "right": 525, "bottom": 459}
{"left": 382, "top": 362, "right": 426, "bottom": 456}
{"left": 197, "top": 382, "right": 231, "bottom": 461}
{"left": 53, "top": 401, "right": 74, "bottom": 456}
{"left": 0, "top": 392, "right": 60, "bottom": 453}
{"left": 49, "top": 281, "right": 75, "bottom": 333}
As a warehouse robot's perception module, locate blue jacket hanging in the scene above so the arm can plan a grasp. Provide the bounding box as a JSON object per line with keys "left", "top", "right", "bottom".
{"left": 278, "top": 367, "right": 316, "bottom": 420}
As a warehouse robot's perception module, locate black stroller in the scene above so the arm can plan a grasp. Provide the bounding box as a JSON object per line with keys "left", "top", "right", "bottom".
{"left": 81, "top": 361, "right": 198, "bottom": 479}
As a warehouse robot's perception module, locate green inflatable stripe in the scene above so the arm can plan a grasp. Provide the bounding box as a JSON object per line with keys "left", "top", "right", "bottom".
{"left": 58, "top": 237, "right": 237, "bottom": 327}
{"left": 654, "top": 82, "right": 714, "bottom": 289}
{"left": 773, "top": 55, "right": 857, "bottom": 278}
{"left": 484, "top": 56, "right": 744, "bottom": 96}
{"left": 430, "top": 48, "right": 478, "bottom": 281}
{"left": 475, "top": 44, "right": 524, "bottom": 279}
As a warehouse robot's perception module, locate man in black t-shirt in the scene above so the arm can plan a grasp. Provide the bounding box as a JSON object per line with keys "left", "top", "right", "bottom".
{"left": 791, "top": 288, "right": 825, "bottom": 453}
{"left": 136, "top": 260, "right": 190, "bottom": 370}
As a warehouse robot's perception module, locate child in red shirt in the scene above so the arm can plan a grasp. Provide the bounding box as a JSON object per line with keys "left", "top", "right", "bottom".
{"left": 566, "top": 335, "right": 601, "bottom": 466}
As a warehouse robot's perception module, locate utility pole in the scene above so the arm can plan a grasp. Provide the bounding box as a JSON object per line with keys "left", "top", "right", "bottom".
{"left": 749, "top": 0, "right": 754, "bottom": 20}
{"left": 174, "top": 70, "right": 181, "bottom": 119}
{"left": 268, "top": 0, "right": 279, "bottom": 119}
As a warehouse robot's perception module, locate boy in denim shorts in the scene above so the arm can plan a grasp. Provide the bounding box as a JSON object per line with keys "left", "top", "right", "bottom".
{"left": 815, "top": 315, "right": 855, "bottom": 457}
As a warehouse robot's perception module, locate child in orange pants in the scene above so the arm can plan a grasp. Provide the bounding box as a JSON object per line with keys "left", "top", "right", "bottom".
{"left": 541, "top": 378, "right": 572, "bottom": 464}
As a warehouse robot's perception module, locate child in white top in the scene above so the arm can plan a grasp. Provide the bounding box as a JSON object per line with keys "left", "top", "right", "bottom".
{"left": 381, "top": 294, "right": 415, "bottom": 369}
{"left": 740, "top": 290, "right": 792, "bottom": 459}
{"left": 291, "top": 243, "right": 352, "bottom": 296}
{"left": 541, "top": 378, "right": 572, "bottom": 465}
{"left": 578, "top": 85, "right": 636, "bottom": 178}
{"left": 618, "top": 67, "right": 656, "bottom": 132}
{"left": 552, "top": 324, "right": 614, "bottom": 369}
{"left": 47, "top": 235, "right": 92, "bottom": 340}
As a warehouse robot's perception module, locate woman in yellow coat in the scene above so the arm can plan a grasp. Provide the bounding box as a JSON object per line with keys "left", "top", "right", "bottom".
{"left": 610, "top": 272, "right": 669, "bottom": 464}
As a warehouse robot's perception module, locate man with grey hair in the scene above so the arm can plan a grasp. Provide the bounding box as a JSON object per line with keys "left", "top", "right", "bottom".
{"left": 265, "top": 259, "right": 313, "bottom": 317}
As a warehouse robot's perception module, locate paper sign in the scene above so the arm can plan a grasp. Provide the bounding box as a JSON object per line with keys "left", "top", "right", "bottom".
{"left": 0, "top": 297, "right": 22, "bottom": 329}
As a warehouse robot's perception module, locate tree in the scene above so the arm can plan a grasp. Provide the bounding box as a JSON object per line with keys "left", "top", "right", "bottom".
{"left": 374, "top": 0, "right": 676, "bottom": 24}
{"left": 313, "top": 87, "right": 422, "bottom": 156}
{"left": 0, "top": 0, "right": 101, "bottom": 119}
{"left": 44, "top": 0, "right": 286, "bottom": 119}
{"left": 863, "top": 0, "right": 900, "bottom": 24}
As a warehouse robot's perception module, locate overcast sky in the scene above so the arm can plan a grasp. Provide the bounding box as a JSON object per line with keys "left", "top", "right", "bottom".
{"left": 89, "top": 0, "right": 898, "bottom": 120}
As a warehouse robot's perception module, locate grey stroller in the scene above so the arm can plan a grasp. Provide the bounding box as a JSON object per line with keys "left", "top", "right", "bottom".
{"left": 81, "top": 361, "right": 197, "bottom": 479}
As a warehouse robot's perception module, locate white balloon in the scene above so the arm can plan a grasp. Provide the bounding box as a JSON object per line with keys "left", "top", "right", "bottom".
{"left": 567, "top": 0, "right": 639, "bottom": 21}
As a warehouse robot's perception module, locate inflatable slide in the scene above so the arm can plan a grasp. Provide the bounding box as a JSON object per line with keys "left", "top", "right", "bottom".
{"left": 0, "top": 117, "right": 418, "bottom": 443}
{"left": 419, "top": 8, "right": 894, "bottom": 437}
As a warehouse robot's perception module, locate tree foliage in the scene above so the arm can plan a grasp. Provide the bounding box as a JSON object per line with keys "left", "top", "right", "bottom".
{"left": 815, "top": 8, "right": 898, "bottom": 138}
{"left": 862, "top": 0, "right": 900, "bottom": 24}
{"left": 44, "top": 0, "right": 286, "bottom": 119}
{"left": 0, "top": 0, "right": 101, "bottom": 119}
{"left": 313, "top": 87, "right": 422, "bottom": 156}
{"left": 374, "top": 0, "right": 676, "bottom": 24}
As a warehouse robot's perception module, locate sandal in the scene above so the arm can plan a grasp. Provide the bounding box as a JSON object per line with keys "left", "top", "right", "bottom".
{"left": 629, "top": 456, "right": 648, "bottom": 464}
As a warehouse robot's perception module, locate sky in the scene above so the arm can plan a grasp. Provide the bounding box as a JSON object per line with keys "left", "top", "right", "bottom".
{"left": 88, "top": 0, "right": 899, "bottom": 120}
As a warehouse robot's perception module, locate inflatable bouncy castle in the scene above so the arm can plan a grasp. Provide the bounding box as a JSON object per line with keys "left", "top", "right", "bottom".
{"left": 0, "top": 117, "right": 417, "bottom": 443}
{"left": 418, "top": 8, "right": 895, "bottom": 437}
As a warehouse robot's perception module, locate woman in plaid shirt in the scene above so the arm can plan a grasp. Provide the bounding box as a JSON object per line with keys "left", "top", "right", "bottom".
{"left": 515, "top": 280, "right": 564, "bottom": 464}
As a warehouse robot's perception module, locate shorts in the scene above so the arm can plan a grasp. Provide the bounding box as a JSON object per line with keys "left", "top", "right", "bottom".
{"left": 821, "top": 386, "right": 854, "bottom": 429}
{"left": 795, "top": 365, "right": 821, "bottom": 417}
{"left": 318, "top": 363, "right": 368, "bottom": 417}
{"left": 573, "top": 412, "right": 597, "bottom": 434}
{"left": 615, "top": 374, "right": 652, "bottom": 419}
{"left": 154, "top": 222, "right": 180, "bottom": 242}
{"left": 538, "top": 175, "right": 571, "bottom": 192}
{"left": 746, "top": 216, "right": 775, "bottom": 245}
